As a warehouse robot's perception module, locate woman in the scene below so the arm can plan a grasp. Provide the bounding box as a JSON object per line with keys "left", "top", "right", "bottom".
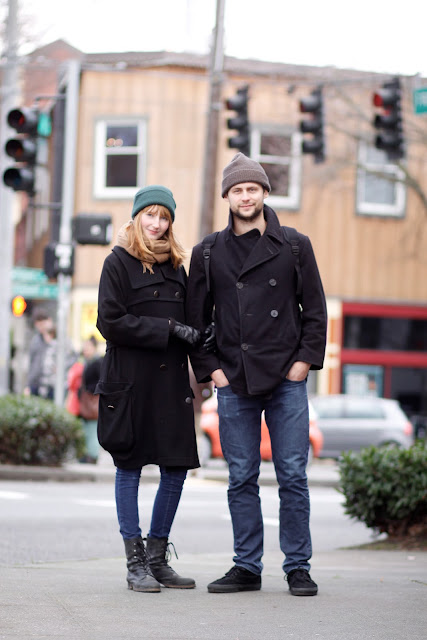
{"left": 96, "top": 185, "right": 204, "bottom": 594}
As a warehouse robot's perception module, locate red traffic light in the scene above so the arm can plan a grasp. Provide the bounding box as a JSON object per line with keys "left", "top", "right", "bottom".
{"left": 372, "top": 87, "right": 399, "bottom": 109}
{"left": 12, "top": 295, "right": 27, "bottom": 317}
{"left": 7, "top": 108, "right": 39, "bottom": 135}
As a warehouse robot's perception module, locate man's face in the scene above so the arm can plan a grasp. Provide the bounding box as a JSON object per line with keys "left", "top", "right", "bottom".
{"left": 224, "top": 182, "right": 267, "bottom": 222}
{"left": 35, "top": 318, "right": 53, "bottom": 335}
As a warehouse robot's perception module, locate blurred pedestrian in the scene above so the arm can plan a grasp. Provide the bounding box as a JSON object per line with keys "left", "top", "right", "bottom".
{"left": 35, "top": 323, "right": 76, "bottom": 401}
{"left": 67, "top": 336, "right": 103, "bottom": 463}
{"left": 187, "top": 154, "right": 328, "bottom": 596}
{"left": 24, "top": 308, "right": 54, "bottom": 396}
{"left": 96, "top": 185, "right": 211, "bottom": 593}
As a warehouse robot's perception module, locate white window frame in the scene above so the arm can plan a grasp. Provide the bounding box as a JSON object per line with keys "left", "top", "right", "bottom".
{"left": 93, "top": 118, "right": 147, "bottom": 199}
{"left": 251, "top": 126, "right": 302, "bottom": 211}
{"left": 356, "top": 141, "right": 406, "bottom": 218}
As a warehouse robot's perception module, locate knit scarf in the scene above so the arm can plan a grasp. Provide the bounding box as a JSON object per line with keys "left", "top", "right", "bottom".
{"left": 116, "top": 221, "right": 171, "bottom": 271}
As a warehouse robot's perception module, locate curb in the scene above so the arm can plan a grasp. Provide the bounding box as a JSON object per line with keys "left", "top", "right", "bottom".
{"left": 0, "top": 462, "right": 340, "bottom": 487}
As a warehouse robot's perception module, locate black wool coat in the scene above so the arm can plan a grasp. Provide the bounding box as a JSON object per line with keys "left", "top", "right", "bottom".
{"left": 186, "top": 205, "right": 328, "bottom": 397}
{"left": 95, "top": 246, "right": 199, "bottom": 470}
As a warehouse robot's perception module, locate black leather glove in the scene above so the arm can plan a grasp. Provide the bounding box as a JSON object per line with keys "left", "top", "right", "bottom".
{"left": 169, "top": 319, "right": 201, "bottom": 347}
{"left": 201, "top": 322, "right": 217, "bottom": 353}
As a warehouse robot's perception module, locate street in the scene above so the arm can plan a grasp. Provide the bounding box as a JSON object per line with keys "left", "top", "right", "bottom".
{"left": 0, "top": 475, "right": 376, "bottom": 566}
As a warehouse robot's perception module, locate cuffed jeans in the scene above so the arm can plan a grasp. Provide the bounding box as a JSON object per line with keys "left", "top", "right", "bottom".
{"left": 217, "top": 378, "right": 312, "bottom": 575}
{"left": 115, "top": 466, "right": 187, "bottom": 540}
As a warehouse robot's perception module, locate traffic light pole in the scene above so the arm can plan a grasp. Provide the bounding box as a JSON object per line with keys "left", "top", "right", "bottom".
{"left": 198, "top": 0, "right": 225, "bottom": 240}
{"left": 54, "top": 59, "right": 80, "bottom": 407}
{"left": 0, "top": 0, "right": 19, "bottom": 396}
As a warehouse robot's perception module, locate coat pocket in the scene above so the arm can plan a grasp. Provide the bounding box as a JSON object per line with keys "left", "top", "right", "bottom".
{"left": 95, "top": 381, "right": 134, "bottom": 453}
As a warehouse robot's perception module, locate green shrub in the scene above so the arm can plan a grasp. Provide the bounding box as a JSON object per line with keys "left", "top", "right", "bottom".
{"left": 338, "top": 442, "right": 427, "bottom": 539}
{"left": 0, "top": 394, "right": 85, "bottom": 466}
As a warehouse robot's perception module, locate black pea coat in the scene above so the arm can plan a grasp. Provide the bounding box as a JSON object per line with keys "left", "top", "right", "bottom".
{"left": 95, "top": 246, "right": 199, "bottom": 470}
{"left": 186, "top": 205, "right": 327, "bottom": 397}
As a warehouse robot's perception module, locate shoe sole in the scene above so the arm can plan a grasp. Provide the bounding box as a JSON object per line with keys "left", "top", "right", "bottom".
{"left": 160, "top": 583, "right": 196, "bottom": 589}
{"left": 127, "top": 583, "right": 161, "bottom": 593}
{"left": 289, "top": 588, "right": 318, "bottom": 596}
{"left": 208, "top": 584, "right": 261, "bottom": 593}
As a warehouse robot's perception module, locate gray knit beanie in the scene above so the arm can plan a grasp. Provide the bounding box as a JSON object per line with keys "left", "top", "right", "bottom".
{"left": 131, "top": 185, "right": 176, "bottom": 221}
{"left": 221, "top": 153, "right": 271, "bottom": 197}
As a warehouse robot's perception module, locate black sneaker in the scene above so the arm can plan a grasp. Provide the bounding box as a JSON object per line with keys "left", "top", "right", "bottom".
{"left": 287, "top": 569, "right": 318, "bottom": 596}
{"left": 208, "top": 566, "right": 261, "bottom": 593}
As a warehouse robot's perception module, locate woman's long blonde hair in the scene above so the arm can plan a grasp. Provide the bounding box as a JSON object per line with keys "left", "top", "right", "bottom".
{"left": 128, "top": 204, "right": 186, "bottom": 271}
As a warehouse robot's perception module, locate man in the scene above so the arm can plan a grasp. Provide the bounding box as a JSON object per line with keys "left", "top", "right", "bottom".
{"left": 24, "top": 308, "right": 54, "bottom": 396}
{"left": 186, "top": 153, "right": 327, "bottom": 596}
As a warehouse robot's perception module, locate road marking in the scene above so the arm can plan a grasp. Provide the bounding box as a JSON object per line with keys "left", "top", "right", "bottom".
{"left": 72, "top": 499, "right": 116, "bottom": 508}
{"left": 0, "top": 491, "right": 29, "bottom": 500}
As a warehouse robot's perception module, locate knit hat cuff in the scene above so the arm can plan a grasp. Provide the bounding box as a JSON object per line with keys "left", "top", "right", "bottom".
{"left": 221, "top": 168, "right": 271, "bottom": 197}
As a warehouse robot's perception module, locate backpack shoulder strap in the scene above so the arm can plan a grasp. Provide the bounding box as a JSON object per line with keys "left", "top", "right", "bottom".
{"left": 201, "top": 231, "right": 219, "bottom": 294}
{"left": 282, "top": 226, "right": 302, "bottom": 305}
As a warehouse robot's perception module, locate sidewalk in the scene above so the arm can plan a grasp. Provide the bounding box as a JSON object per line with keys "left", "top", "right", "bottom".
{"left": 2, "top": 548, "right": 426, "bottom": 639}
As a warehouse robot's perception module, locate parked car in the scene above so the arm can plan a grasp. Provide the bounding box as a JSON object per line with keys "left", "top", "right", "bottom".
{"left": 310, "top": 394, "right": 414, "bottom": 458}
{"left": 199, "top": 393, "right": 323, "bottom": 465}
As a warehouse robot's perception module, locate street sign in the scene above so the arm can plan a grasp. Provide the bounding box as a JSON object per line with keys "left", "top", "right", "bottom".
{"left": 12, "top": 281, "right": 58, "bottom": 300}
{"left": 12, "top": 266, "right": 48, "bottom": 284}
{"left": 413, "top": 87, "right": 427, "bottom": 114}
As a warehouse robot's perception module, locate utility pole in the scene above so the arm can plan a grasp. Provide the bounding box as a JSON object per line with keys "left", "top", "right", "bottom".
{"left": 54, "top": 59, "right": 80, "bottom": 406}
{"left": 0, "top": 0, "right": 20, "bottom": 395}
{"left": 198, "top": 0, "right": 225, "bottom": 240}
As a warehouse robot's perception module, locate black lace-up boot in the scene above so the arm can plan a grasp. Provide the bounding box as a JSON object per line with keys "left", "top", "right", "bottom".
{"left": 146, "top": 536, "right": 195, "bottom": 589}
{"left": 124, "top": 537, "right": 161, "bottom": 592}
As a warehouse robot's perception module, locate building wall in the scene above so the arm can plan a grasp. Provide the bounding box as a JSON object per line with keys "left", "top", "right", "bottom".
{"left": 62, "top": 62, "right": 427, "bottom": 358}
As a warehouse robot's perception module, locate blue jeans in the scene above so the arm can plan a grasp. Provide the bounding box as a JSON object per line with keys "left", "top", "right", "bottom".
{"left": 115, "top": 466, "right": 187, "bottom": 540}
{"left": 217, "top": 378, "right": 311, "bottom": 575}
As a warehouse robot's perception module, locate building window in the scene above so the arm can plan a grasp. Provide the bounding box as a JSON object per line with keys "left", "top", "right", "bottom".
{"left": 94, "top": 119, "right": 147, "bottom": 198}
{"left": 344, "top": 316, "right": 427, "bottom": 352}
{"left": 251, "top": 127, "right": 301, "bottom": 210}
{"left": 356, "top": 142, "right": 406, "bottom": 217}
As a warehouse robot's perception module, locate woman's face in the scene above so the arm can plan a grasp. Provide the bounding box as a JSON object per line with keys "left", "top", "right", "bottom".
{"left": 139, "top": 210, "right": 170, "bottom": 240}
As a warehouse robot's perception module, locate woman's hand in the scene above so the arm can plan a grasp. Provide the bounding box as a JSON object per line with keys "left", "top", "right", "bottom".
{"left": 169, "top": 319, "right": 201, "bottom": 346}
{"left": 201, "top": 322, "right": 216, "bottom": 353}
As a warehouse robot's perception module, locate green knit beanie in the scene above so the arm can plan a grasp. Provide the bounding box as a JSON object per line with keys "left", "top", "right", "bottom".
{"left": 131, "top": 185, "right": 176, "bottom": 221}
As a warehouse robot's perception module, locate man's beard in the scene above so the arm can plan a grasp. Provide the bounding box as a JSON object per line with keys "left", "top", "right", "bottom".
{"left": 231, "top": 203, "right": 264, "bottom": 223}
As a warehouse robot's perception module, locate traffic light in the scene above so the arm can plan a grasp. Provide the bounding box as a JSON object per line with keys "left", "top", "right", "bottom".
{"left": 3, "top": 107, "right": 40, "bottom": 194}
{"left": 299, "top": 87, "right": 325, "bottom": 163}
{"left": 11, "top": 295, "right": 27, "bottom": 317}
{"left": 372, "top": 77, "right": 404, "bottom": 159}
{"left": 225, "top": 86, "right": 250, "bottom": 156}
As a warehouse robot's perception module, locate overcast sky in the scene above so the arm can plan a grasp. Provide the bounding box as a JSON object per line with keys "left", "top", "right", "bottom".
{"left": 18, "top": 0, "right": 427, "bottom": 78}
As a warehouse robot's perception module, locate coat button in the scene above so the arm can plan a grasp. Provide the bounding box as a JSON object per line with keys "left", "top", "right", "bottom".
{"left": 160, "top": 364, "right": 168, "bottom": 370}
{"left": 241, "top": 343, "right": 248, "bottom": 351}
{"left": 175, "top": 291, "right": 182, "bottom": 299}
{"left": 185, "top": 397, "right": 192, "bottom": 404}
{"left": 270, "top": 309, "right": 279, "bottom": 318}
{"left": 153, "top": 290, "right": 159, "bottom": 297}
{"left": 236, "top": 282, "right": 243, "bottom": 289}
{"left": 269, "top": 279, "right": 277, "bottom": 286}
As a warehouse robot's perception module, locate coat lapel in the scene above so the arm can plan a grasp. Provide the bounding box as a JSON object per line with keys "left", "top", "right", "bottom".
{"left": 112, "top": 246, "right": 165, "bottom": 289}
{"left": 238, "top": 205, "right": 284, "bottom": 277}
